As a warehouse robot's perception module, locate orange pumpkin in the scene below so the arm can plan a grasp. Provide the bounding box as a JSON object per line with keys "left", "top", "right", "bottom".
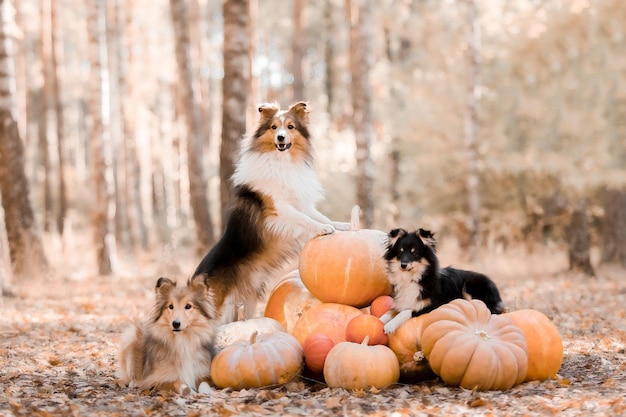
{"left": 264, "top": 270, "right": 321, "bottom": 333}
{"left": 210, "top": 331, "right": 303, "bottom": 390}
{"left": 387, "top": 315, "right": 436, "bottom": 382}
{"left": 323, "top": 336, "right": 400, "bottom": 390}
{"left": 303, "top": 333, "right": 335, "bottom": 373}
{"left": 345, "top": 314, "right": 388, "bottom": 345}
{"left": 292, "top": 302, "right": 363, "bottom": 346}
{"left": 370, "top": 295, "right": 394, "bottom": 318}
{"left": 421, "top": 299, "right": 528, "bottom": 391}
{"left": 298, "top": 206, "right": 391, "bottom": 308}
{"left": 504, "top": 309, "right": 563, "bottom": 381}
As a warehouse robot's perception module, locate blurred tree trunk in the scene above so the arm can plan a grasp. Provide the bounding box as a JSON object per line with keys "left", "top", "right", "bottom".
{"left": 50, "top": 0, "right": 67, "bottom": 238}
{"left": 221, "top": 0, "right": 250, "bottom": 227}
{"left": 567, "top": 200, "right": 595, "bottom": 276}
{"left": 120, "top": 0, "right": 147, "bottom": 249}
{"left": 248, "top": 0, "right": 259, "bottom": 119}
{"left": 599, "top": 188, "right": 626, "bottom": 266}
{"left": 464, "top": 0, "right": 481, "bottom": 258}
{"left": 0, "top": 0, "right": 48, "bottom": 279}
{"left": 87, "top": 0, "right": 118, "bottom": 275}
{"left": 346, "top": 0, "right": 374, "bottom": 227}
{"left": 189, "top": 0, "right": 213, "bottom": 149}
{"left": 323, "top": 0, "right": 336, "bottom": 116}
{"left": 291, "top": 0, "right": 305, "bottom": 101}
{"left": 39, "top": 0, "right": 53, "bottom": 233}
{"left": 170, "top": 0, "right": 213, "bottom": 253}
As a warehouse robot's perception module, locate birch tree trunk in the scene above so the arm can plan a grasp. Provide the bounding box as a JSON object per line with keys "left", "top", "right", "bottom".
{"left": 464, "top": 0, "right": 481, "bottom": 258}
{"left": 39, "top": 0, "right": 53, "bottom": 233}
{"left": 291, "top": 0, "right": 305, "bottom": 101}
{"left": 0, "top": 0, "right": 48, "bottom": 278}
{"left": 221, "top": 0, "right": 250, "bottom": 226}
{"left": 346, "top": 0, "right": 375, "bottom": 227}
{"left": 87, "top": 0, "right": 118, "bottom": 275}
{"left": 170, "top": 0, "right": 213, "bottom": 252}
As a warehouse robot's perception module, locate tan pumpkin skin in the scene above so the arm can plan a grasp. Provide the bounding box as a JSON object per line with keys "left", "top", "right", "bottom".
{"left": 213, "top": 317, "right": 285, "bottom": 352}
{"left": 387, "top": 315, "right": 436, "bottom": 382}
{"left": 323, "top": 340, "right": 400, "bottom": 389}
{"left": 421, "top": 299, "right": 528, "bottom": 391}
{"left": 292, "top": 302, "right": 363, "bottom": 346}
{"left": 504, "top": 309, "right": 563, "bottom": 381}
{"left": 264, "top": 270, "right": 322, "bottom": 333}
{"left": 210, "top": 331, "right": 303, "bottom": 390}
{"left": 298, "top": 229, "right": 391, "bottom": 308}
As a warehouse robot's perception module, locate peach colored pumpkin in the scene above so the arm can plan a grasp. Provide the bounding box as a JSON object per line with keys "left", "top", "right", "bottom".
{"left": 387, "top": 315, "right": 436, "bottom": 382}
{"left": 210, "top": 331, "right": 303, "bottom": 390}
{"left": 303, "top": 333, "right": 335, "bottom": 373}
{"left": 370, "top": 295, "right": 394, "bottom": 318}
{"left": 264, "top": 270, "right": 321, "bottom": 333}
{"left": 298, "top": 206, "right": 391, "bottom": 308}
{"left": 504, "top": 309, "right": 563, "bottom": 381}
{"left": 345, "top": 314, "right": 388, "bottom": 346}
{"left": 323, "top": 336, "right": 400, "bottom": 390}
{"left": 292, "top": 302, "right": 363, "bottom": 346}
{"left": 421, "top": 299, "right": 528, "bottom": 391}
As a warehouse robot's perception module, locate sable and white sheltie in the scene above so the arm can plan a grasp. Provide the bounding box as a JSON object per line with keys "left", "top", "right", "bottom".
{"left": 192, "top": 101, "right": 350, "bottom": 324}
{"left": 118, "top": 276, "right": 217, "bottom": 393}
{"left": 380, "top": 228, "right": 505, "bottom": 334}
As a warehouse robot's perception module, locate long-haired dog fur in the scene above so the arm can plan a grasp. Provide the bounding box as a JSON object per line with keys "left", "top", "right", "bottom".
{"left": 192, "top": 101, "right": 350, "bottom": 324}
{"left": 118, "top": 276, "right": 217, "bottom": 393}
{"left": 380, "top": 228, "right": 504, "bottom": 334}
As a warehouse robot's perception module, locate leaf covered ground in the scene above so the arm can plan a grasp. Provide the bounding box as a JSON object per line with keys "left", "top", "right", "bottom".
{"left": 1, "top": 245, "right": 625, "bottom": 417}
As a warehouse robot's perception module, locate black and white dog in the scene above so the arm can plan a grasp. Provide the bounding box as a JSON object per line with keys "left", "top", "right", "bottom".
{"left": 380, "top": 228, "right": 504, "bottom": 334}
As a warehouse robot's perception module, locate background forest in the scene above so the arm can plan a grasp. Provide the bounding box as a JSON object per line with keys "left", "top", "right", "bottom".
{"left": 1, "top": 0, "right": 626, "bottom": 289}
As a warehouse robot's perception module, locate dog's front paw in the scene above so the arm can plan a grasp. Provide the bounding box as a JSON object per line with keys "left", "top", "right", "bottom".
{"left": 383, "top": 320, "right": 401, "bottom": 335}
{"left": 315, "top": 224, "right": 336, "bottom": 236}
{"left": 332, "top": 221, "right": 351, "bottom": 231}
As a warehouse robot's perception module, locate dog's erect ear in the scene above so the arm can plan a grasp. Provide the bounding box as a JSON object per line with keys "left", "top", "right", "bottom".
{"left": 418, "top": 228, "right": 437, "bottom": 249}
{"left": 288, "top": 101, "right": 309, "bottom": 124}
{"left": 155, "top": 277, "right": 175, "bottom": 298}
{"left": 387, "top": 228, "right": 407, "bottom": 247}
{"left": 188, "top": 274, "right": 209, "bottom": 293}
{"left": 257, "top": 103, "right": 279, "bottom": 122}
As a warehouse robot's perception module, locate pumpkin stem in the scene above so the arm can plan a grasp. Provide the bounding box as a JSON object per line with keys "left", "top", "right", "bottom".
{"left": 250, "top": 331, "right": 259, "bottom": 344}
{"left": 361, "top": 335, "right": 370, "bottom": 345}
{"left": 474, "top": 329, "right": 491, "bottom": 340}
{"left": 350, "top": 205, "right": 361, "bottom": 230}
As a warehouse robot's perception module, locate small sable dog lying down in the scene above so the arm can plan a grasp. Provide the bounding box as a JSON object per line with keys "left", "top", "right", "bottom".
{"left": 380, "top": 228, "right": 504, "bottom": 334}
{"left": 118, "top": 276, "right": 217, "bottom": 393}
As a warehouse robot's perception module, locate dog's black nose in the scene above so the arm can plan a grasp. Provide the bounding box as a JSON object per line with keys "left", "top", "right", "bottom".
{"left": 172, "top": 320, "right": 181, "bottom": 330}
{"left": 277, "top": 134, "right": 285, "bottom": 142}
{"left": 401, "top": 263, "right": 408, "bottom": 270}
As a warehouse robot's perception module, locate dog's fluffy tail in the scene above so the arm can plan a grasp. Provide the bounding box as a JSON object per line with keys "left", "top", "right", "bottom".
{"left": 117, "top": 320, "right": 143, "bottom": 387}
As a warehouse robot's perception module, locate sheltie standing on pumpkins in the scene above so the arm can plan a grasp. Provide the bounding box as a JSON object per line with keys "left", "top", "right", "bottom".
{"left": 191, "top": 101, "right": 350, "bottom": 324}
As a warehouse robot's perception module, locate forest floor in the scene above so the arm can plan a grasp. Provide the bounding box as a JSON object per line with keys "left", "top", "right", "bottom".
{"left": 1, "top": 239, "right": 625, "bottom": 417}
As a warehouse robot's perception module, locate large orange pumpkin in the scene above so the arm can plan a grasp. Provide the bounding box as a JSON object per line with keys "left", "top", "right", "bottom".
{"left": 387, "top": 315, "right": 436, "bottom": 382}
{"left": 210, "top": 331, "right": 303, "bottom": 390}
{"left": 421, "top": 299, "right": 528, "bottom": 391}
{"left": 292, "top": 302, "right": 363, "bottom": 346}
{"left": 504, "top": 309, "right": 563, "bottom": 381}
{"left": 298, "top": 206, "right": 391, "bottom": 308}
{"left": 264, "top": 270, "right": 321, "bottom": 333}
{"left": 323, "top": 336, "right": 400, "bottom": 390}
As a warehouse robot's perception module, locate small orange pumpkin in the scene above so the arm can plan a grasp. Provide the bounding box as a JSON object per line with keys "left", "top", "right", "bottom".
{"left": 303, "top": 333, "right": 335, "bottom": 373}
{"left": 264, "top": 270, "right": 321, "bottom": 333}
{"left": 387, "top": 315, "right": 436, "bottom": 382}
{"left": 421, "top": 299, "right": 528, "bottom": 391}
{"left": 370, "top": 295, "right": 394, "bottom": 318}
{"left": 292, "top": 302, "right": 363, "bottom": 346}
{"left": 323, "top": 336, "right": 400, "bottom": 390}
{"left": 210, "top": 331, "right": 303, "bottom": 390}
{"left": 298, "top": 206, "right": 391, "bottom": 308}
{"left": 504, "top": 309, "right": 563, "bottom": 381}
{"left": 345, "top": 314, "right": 388, "bottom": 345}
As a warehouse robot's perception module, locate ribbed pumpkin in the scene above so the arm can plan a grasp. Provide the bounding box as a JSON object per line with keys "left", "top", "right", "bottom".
{"left": 345, "top": 314, "right": 388, "bottom": 345}
{"left": 303, "top": 333, "right": 335, "bottom": 373}
{"left": 370, "top": 295, "right": 394, "bottom": 318}
{"left": 298, "top": 206, "right": 391, "bottom": 308}
{"left": 292, "top": 302, "right": 363, "bottom": 346}
{"left": 264, "top": 270, "right": 322, "bottom": 333}
{"left": 387, "top": 315, "right": 436, "bottom": 382}
{"left": 421, "top": 299, "right": 528, "bottom": 391}
{"left": 213, "top": 317, "right": 285, "bottom": 352}
{"left": 210, "top": 331, "right": 303, "bottom": 390}
{"left": 323, "top": 336, "right": 400, "bottom": 390}
{"left": 504, "top": 309, "right": 563, "bottom": 381}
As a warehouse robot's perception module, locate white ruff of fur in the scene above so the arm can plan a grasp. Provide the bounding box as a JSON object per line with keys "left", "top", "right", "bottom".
{"left": 386, "top": 260, "right": 428, "bottom": 311}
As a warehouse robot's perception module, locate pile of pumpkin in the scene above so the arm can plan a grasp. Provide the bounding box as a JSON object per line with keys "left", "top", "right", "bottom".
{"left": 210, "top": 211, "right": 564, "bottom": 391}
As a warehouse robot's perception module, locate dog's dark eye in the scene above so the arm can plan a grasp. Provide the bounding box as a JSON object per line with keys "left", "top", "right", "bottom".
{"left": 185, "top": 304, "right": 192, "bottom": 310}
{"left": 271, "top": 125, "right": 277, "bottom": 130}
{"left": 168, "top": 304, "right": 173, "bottom": 310}
{"left": 411, "top": 248, "right": 416, "bottom": 253}
{"left": 287, "top": 124, "right": 294, "bottom": 130}
{"left": 399, "top": 248, "right": 404, "bottom": 253}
